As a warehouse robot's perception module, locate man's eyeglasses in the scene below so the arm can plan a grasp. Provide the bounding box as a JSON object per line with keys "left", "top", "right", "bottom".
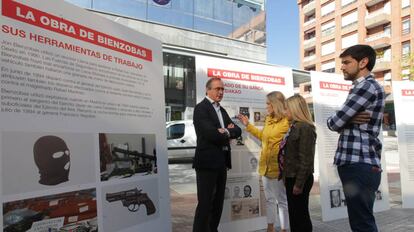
{"left": 211, "top": 87, "right": 225, "bottom": 92}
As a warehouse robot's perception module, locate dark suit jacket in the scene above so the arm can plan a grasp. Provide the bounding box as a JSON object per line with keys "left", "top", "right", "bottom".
{"left": 282, "top": 121, "right": 316, "bottom": 190}
{"left": 193, "top": 98, "right": 241, "bottom": 170}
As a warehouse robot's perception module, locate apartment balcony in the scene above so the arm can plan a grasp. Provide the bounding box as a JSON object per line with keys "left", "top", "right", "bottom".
{"left": 365, "top": 9, "right": 391, "bottom": 29}
{"left": 303, "top": 55, "right": 316, "bottom": 64}
{"left": 365, "top": 0, "right": 386, "bottom": 7}
{"left": 303, "top": 18, "right": 316, "bottom": 28}
{"left": 303, "top": 1, "right": 315, "bottom": 16}
{"left": 303, "top": 37, "right": 316, "bottom": 50}
{"left": 365, "top": 32, "right": 391, "bottom": 49}
{"left": 373, "top": 58, "right": 391, "bottom": 72}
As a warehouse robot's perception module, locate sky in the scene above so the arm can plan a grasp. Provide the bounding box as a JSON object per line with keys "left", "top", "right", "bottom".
{"left": 266, "top": 1, "right": 300, "bottom": 69}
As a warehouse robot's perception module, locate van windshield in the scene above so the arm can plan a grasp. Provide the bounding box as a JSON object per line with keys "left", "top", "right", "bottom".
{"left": 166, "top": 123, "right": 185, "bottom": 140}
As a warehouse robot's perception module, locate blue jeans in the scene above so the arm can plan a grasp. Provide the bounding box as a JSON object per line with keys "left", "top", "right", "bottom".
{"left": 337, "top": 163, "right": 381, "bottom": 232}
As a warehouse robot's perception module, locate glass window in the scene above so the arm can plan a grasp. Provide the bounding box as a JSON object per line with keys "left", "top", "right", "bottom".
{"left": 93, "top": 0, "right": 147, "bottom": 20}
{"left": 402, "top": 18, "right": 410, "bottom": 35}
{"left": 65, "top": 0, "right": 92, "bottom": 8}
{"left": 321, "top": 1, "right": 335, "bottom": 16}
{"left": 402, "top": 0, "right": 410, "bottom": 9}
{"left": 164, "top": 52, "right": 196, "bottom": 111}
{"left": 167, "top": 123, "right": 185, "bottom": 139}
{"left": 384, "top": 24, "right": 391, "bottom": 35}
{"left": 148, "top": 4, "right": 194, "bottom": 29}
{"left": 194, "top": 17, "right": 233, "bottom": 36}
{"left": 402, "top": 68, "right": 410, "bottom": 80}
{"left": 321, "top": 20, "right": 335, "bottom": 37}
{"left": 213, "top": 0, "right": 233, "bottom": 24}
{"left": 321, "top": 60, "right": 336, "bottom": 73}
{"left": 341, "top": 10, "right": 358, "bottom": 28}
{"left": 89, "top": 0, "right": 265, "bottom": 45}
{"left": 321, "top": 40, "right": 335, "bottom": 56}
{"left": 402, "top": 41, "right": 411, "bottom": 57}
{"left": 341, "top": 0, "right": 356, "bottom": 7}
{"left": 194, "top": 0, "right": 214, "bottom": 18}
{"left": 232, "top": 4, "right": 257, "bottom": 30}
{"left": 342, "top": 33, "right": 358, "bottom": 49}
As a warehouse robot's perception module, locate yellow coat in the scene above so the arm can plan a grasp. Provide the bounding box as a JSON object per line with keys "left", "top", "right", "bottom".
{"left": 246, "top": 116, "right": 289, "bottom": 178}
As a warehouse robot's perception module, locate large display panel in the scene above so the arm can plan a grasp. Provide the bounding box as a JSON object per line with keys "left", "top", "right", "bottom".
{"left": 393, "top": 81, "right": 414, "bottom": 208}
{"left": 196, "top": 55, "right": 294, "bottom": 231}
{"left": 0, "top": 0, "right": 170, "bottom": 231}
{"left": 310, "top": 71, "right": 389, "bottom": 221}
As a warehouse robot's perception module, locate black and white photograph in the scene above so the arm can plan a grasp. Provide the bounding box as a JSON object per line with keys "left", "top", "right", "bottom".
{"left": 230, "top": 199, "right": 260, "bottom": 221}
{"left": 224, "top": 187, "right": 231, "bottom": 200}
{"left": 240, "top": 153, "right": 259, "bottom": 173}
{"left": 376, "top": 190, "right": 383, "bottom": 201}
{"left": 243, "top": 185, "right": 252, "bottom": 198}
{"left": 233, "top": 186, "right": 241, "bottom": 199}
{"left": 330, "top": 189, "right": 342, "bottom": 208}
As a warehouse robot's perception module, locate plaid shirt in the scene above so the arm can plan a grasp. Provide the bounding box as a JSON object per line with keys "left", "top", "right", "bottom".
{"left": 327, "top": 75, "right": 385, "bottom": 167}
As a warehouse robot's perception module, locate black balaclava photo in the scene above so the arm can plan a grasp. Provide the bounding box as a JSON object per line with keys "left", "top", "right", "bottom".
{"left": 33, "top": 135, "right": 70, "bottom": 185}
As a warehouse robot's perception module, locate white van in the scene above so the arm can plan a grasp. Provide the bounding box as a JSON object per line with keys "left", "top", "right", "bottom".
{"left": 166, "top": 120, "right": 196, "bottom": 163}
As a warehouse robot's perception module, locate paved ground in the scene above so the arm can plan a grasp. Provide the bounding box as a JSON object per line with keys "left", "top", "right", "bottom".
{"left": 169, "top": 135, "right": 414, "bottom": 232}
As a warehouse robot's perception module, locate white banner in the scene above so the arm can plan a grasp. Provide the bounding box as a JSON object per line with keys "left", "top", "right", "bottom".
{"left": 311, "top": 71, "right": 389, "bottom": 221}
{"left": 393, "top": 81, "right": 414, "bottom": 208}
{"left": 196, "top": 55, "right": 293, "bottom": 231}
{"left": 0, "top": 0, "right": 170, "bottom": 231}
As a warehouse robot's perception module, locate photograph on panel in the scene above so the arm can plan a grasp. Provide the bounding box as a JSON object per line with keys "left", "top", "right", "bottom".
{"left": 3, "top": 188, "right": 97, "bottom": 232}
{"left": 240, "top": 152, "right": 259, "bottom": 173}
{"left": 99, "top": 133, "right": 157, "bottom": 181}
{"left": 329, "top": 187, "right": 347, "bottom": 208}
{"left": 1, "top": 132, "right": 96, "bottom": 196}
{"left": 230, "top": 198, "right": 259, "bottom": 221}
{"left": 101, "top": 178, "right": 159, "bottom": 231}
{"left": 250, "top": 107, "right": 266, "bottom": 127}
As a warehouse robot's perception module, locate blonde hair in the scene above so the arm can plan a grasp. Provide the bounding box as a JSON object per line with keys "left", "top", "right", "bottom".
{"left": 266, "top": 91, "right": 286, "bottom": 120}
{"left": 286, "top": 95, "right": 314, "bottom": 126}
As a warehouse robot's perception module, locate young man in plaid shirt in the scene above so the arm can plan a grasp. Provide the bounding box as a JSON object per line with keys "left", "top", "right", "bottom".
{"left": 327, "top": 44, "right": 385, "bottom": 232}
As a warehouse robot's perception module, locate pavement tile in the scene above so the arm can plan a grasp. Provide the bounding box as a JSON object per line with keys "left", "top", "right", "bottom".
{"left": 171, "top": 173, "right": 414, "bottom": 232}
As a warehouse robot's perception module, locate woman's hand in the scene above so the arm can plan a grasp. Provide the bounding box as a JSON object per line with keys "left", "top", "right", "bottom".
{"left": 237, "top": 114, "right": 249, "bottom": 126}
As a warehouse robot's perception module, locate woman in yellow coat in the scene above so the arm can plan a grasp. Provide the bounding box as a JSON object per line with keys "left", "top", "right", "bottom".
{"left": 238, "top": 91, "right": 289, "bottom": 232}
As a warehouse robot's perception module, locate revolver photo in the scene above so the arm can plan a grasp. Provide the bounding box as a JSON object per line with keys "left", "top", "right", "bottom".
{"left": 106, "top": 187, "right": 156, "bottom": 215}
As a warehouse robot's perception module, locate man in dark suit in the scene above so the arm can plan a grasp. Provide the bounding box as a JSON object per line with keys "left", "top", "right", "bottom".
{"left": 192, "top": 77, "right": 241, "bottom": 232}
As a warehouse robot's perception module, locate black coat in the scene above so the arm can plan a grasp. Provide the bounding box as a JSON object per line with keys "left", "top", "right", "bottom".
{"left": 192, "top": 98, "right": 241, "bottom": 169}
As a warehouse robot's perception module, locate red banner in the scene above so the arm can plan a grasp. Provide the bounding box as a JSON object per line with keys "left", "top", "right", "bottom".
{"left": 319, "top": 81, "right": 351, "bottom": 92}
{"left": 402, "top": 89, "right": 414, "bottom": 96}
{"left": 2, "top": 0, "right": 152, "bottom": 61}
{"left": 207, "top": 68, "right": 285, "bottom": 85}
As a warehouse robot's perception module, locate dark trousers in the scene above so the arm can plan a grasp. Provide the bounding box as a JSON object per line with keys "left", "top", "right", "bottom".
{"left": 285, "top": 174, "right": 313, "bottom": 232}
{"left": 338, "top": 163, "right": 381, "bottom": 232}
{"left": 193, "top": 168, "right": 227, "bottom": 232}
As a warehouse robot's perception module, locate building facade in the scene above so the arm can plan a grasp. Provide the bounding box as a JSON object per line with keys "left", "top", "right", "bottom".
{"left": 65, "top": 0, "right": 267, "bottom": 120}
{"left": 298, "top": 0, "right": 413, "bottom": 85}
{"left": 297, "top": 0, "right": 413, "bottom": 131}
